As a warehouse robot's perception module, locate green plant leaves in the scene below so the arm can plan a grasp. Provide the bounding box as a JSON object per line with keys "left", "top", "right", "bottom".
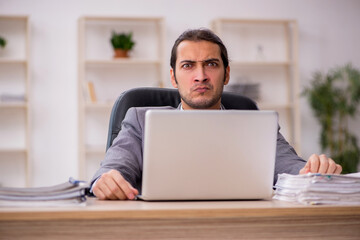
{"left": 110, "top": 31, "right": 135, "bottom": 50}
{"left": 0, "top": 36, "right": 6, "bottom": 48}
{"left": 303, "top": 63, "right": 360, "bottom": 173}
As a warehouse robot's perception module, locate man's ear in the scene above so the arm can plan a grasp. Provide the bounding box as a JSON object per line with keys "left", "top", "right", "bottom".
{"left": 170, "top": 68, "right": 178, "bottom": 88}
{"left": 224, "top": 66, "right": 230, "bottom": 85}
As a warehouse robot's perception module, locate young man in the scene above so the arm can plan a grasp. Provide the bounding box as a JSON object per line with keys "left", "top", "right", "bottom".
{"left": 91, "top": 29, "right": 342, "bottom": 200}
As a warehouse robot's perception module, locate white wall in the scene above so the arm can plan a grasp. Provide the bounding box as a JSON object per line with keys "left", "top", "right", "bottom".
{"left": 1, "top": 0, "right": 359, "bottom": 186}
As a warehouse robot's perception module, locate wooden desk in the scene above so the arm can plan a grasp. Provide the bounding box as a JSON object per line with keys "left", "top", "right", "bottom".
{"left": 1, "top": 198, "right": 360, "bottom": 239}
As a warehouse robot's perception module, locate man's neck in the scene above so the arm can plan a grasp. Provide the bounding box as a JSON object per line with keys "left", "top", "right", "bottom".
{"left": 178, "top": 103, "right": 225, "bottom": 110}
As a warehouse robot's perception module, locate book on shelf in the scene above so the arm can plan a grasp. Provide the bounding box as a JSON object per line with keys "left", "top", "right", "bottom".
{"left": 81, "top": 81, "right": 97, "bottom": 103}
{"left": 273, "top": 172, "right": 360, "bottom": 205}
{"left": 87, "top": 81, "right": 97, "bottom": 103}
{"left": 0, "top": 177, "right": 90, "bottom": 207}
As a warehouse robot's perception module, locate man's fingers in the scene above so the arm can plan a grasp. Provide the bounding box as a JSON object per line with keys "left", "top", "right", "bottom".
{"left": 99, "top": 183, "right": 120, "bottom": 200}
{"left": 93, "top": 181, "right": 119, "bottom": 200}
{"left": 97, "top": 171, "right": 126, "bottom": 200}
{"left": 112, "top": 171, "right": 137, "bottom": 200}
{"left": 299, "top": 156, "right": 312, "bottom": 174}
{"left": 318, "top": 154, "right": 329, "bottom": 174}
{"left": 322, "top": 157, "right": 342, "bottom": 174}
{"left": 93, "top": 170, "right": 138, "bottom": 200}
{"left": 103, "top": 175, "right": 128, "bottom": 200}
{"left": 308, "top": 154, "right": 320, "bottom": 173}
{"left": 127, "top": 181, "right": 139, "bottom": 196}
{"left": 299, "top": 165, "right": 310, "bottom": 174}
{"left": 92, "top": 187, "right": 106, "bottom": 200}
{"left": 326, "top": 158, "right": 337, "bottom": 174}
{"left": 334, "top": 163, "right": 342, "bottom": 174}
{"left": 299, "top": 167, "right": 307, "bottom": 174}
{"left": 302, "top": 154, "right": 343, "bottom": 175}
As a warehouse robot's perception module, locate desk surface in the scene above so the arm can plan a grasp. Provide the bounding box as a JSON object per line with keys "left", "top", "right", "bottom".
{"left": 1, "top": 197, "right": 360, "bottom": 221}
{"left": 1, "top": 199, "right": 360, "bottom": 240}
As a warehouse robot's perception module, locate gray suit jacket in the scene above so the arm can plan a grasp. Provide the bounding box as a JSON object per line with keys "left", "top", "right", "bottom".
{"left": 91, "top": 106, "right": 306, "bottom": 193}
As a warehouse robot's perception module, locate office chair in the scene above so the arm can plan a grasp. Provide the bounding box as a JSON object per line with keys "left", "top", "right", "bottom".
{"left": 106, "top": 87, "right": 258, "bottom": 151}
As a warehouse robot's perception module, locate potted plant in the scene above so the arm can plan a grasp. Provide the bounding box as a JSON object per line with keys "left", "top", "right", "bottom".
{"left": 0, "top": 36, "right": 6, "bottom": 49}
{"left": 303, "top": 63, "right": 360, "bottom": 173}
{"left": 110, "top": 31, "right": 135, "bottom": 58}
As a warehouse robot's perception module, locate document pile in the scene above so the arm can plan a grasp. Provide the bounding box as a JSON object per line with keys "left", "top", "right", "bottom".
{"left": 273, "top": 173, "right": 360, "bottom": 205}
{"left": 0, "top": 178, "right": 89, "bottom": 207}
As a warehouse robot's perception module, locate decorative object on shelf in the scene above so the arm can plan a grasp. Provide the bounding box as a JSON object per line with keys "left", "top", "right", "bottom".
{"left": 86, "top": 81, "right": 97, "bottom": 103}
{"left": 0, "top": 36, "right": 6, "bottom": 48}
{"left": 255, "top": 44, "right": 266, "bottom": 61}
{"left": 110, "top": 31, "right": 135, "bottom": 58}
{"left": 0, "top": 93, "right": 26, "bottom": 102}
{"left": 225, "top": 82, "right": 260, "bottom": 101}
{"left": 303, "top": 63, "right": 360, "bottom": 173}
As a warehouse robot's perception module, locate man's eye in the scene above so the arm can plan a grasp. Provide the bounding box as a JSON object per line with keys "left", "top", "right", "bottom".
{"left": 182, "top": 63, "right": 192, "bottom": 69}
{"left": 206, "top": 62, "right": 218, "bottom": 67}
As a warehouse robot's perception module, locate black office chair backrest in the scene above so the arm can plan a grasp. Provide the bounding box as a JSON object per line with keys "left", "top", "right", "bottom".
{"left": 106, "top": 87, "right": 258, "bottom": 151}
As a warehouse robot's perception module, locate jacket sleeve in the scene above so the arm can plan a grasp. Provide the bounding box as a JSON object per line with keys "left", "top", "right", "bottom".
{"left": 274, "top": 130, "right": 306, "bottom": 184}
{"left": 90, "top": 107, "right": 144, "bottom": 192}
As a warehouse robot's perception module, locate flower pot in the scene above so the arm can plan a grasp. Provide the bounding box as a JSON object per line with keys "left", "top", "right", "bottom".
{"left": 114, "top": 49, "right": 129, "bottom": 58}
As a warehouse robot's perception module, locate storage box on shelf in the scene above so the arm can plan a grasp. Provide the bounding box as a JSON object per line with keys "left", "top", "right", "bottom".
{"left": 78, "top": 16, "right": 165, "bottom": 180}
{"left": 212, "top": 19, "right": 301, "bottom": 153}
{"left": 0, "top": 15, "right": 30, "bottom": 187}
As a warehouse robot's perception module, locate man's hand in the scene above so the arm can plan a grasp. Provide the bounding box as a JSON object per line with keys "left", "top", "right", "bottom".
{"left": 92, "top": 169, "right": 139, "bottom": 200}
{"left": 299, "top": 154, "right": 342, "bottom": 175}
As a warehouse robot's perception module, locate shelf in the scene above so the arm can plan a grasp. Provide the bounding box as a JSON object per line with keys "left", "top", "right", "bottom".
{"left": 0, "top": 148, "right": 27, "bottom": 154}
{"left": 214, "top": 18, "right": 296, "bottom": 25}
{"left": 84, "top": 102, "right": 113, "bottom": 110}
{"left": 257, "top": 103, "right": 293, "bottom": 110}
{"left": 213, "top": 18, "right": 301, "bottom": 153}
{"left": 82, "top": 16, "right": 163, "bottom": 22}
{"left": 0, "top": 102, "right": 28, "bottom": 109}
{"left": 78, "top": 16, "right": 165, "bottom": 180}
{"left": 0, "top": 15, "right": 28, "bottom": 20}
{"left": 0, "top": 59, "right": 27, "bottom": 64}
{"left": 85, "top": 58, "right": 161, "bottom": 65}
{"left": 85, "top": 145, "right": 106, "bottom": 154}
{"left": 0, "top": 15, "right": 30, "bottom": 187}
{"left": 230, "top": 61, "right": 291, "bottom": 67}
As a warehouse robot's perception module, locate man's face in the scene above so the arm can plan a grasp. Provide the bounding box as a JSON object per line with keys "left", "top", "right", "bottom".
{"left": 170, "top": 40, "right": 230, "bottom": 110}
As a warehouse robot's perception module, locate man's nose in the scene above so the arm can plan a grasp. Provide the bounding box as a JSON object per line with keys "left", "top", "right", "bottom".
{"left": 194, "top": 66, "right": 208, "bottom": 82}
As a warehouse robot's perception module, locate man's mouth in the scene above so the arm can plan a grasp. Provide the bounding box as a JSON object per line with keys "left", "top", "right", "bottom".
{"left": 193, "top": 86, "right": 210, "bottom": 93}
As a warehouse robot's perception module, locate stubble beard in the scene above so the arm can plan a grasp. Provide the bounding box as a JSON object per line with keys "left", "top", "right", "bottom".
{"left": 175, "top": 76, "right": 226, "bottom": 109}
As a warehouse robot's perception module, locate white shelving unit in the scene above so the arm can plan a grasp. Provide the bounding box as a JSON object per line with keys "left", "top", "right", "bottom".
{"left": 78, "top": 16, "right": 165, "bottom": 180}
{"left": 0, "top": 15, "right": 30, "bottom": 187}
{"left": 212, "top": 19, "right": 301, "bottom": 153}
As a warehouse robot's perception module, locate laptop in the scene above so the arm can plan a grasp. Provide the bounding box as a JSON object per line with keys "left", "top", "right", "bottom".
{"left": 139, "top": 110, "right": 278, "bottom": 201}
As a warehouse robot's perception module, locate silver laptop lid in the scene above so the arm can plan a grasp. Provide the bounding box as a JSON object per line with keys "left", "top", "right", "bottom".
{"left": 141, "top": 110, "right": 278, "bottom": 201}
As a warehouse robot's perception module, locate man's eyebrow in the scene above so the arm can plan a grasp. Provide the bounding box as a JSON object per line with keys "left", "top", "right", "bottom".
{"left": 179, "top": 60, "right": 196, "bottom": 64}
{"left": 203, "top": 58, "right": 220, "bottom": 63}
{"left": 179, "top": 58, "right": 220, "bottom": 64}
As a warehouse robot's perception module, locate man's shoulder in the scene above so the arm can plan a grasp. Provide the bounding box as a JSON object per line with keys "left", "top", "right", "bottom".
{"left": 135, "top": 106, "right": 176, "bottom": 111}
{"left": 125, "top": 106, "right": 177, "bottom": 122}
{"left": 130, "top": 106, "right": 176, "bottom": 114}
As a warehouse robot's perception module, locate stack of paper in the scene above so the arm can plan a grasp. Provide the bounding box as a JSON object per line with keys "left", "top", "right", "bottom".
{"left": 0, "top": 178, "right": 89, "bottom": 207}
{"left": 273, "top": 173, "right": 360, "bottom": 205}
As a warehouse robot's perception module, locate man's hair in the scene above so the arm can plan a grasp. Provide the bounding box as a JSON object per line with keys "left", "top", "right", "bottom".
{"left": 170, "top": 28, "right": 229, "bottom": 71}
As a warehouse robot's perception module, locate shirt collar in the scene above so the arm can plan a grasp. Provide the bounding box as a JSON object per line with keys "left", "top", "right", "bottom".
{"left": 178, "top": 103, "right": 225, "bottom": 110}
